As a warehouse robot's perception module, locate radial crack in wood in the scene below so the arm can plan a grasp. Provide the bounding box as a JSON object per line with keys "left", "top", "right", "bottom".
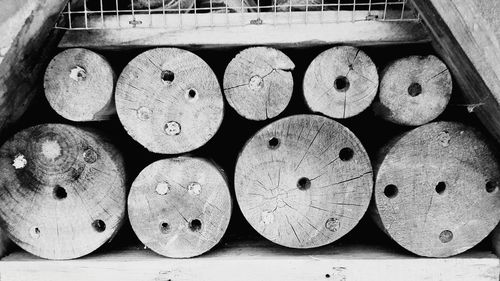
{"left": 372, "top": 121, "right": 500, "bottom": 257}
{"left": 223, "top": 47, "right": 295, "bottom": 121}
{"left": 235, "top": 114, "right": 373, "bottom": 248}
{"left": 0, "top": 124, "right": 127, "bottom": 260}
{"left": 374, "top": 55, "right": 452, "bottom": 126}
{"left": 115, "top": 48, "right": 224, "bottom": 154}
{"left": 128, "top": 156, "right": 232, "bottom": 258}
{"left": 303, "top": 46, "right": 379, "bottom": 119}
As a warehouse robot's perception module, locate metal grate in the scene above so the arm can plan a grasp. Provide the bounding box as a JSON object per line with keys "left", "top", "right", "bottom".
{"left": 55, "top": 0, "right": 419, "bottom": 30}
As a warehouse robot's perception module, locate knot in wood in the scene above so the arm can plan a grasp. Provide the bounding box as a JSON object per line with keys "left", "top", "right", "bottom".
{"left": 155, "top": 182, "right": 171, "bottom": 195}
{"left": 187, "top": 182, "right": 201, "bottom": 196}
{"left": 83, "top": 148, "right": 98, "bottom": 164}
{"left": 136, "top": 106, "right": 152, "bottom": 121}
{"left": 325, "top": 218, "right": 340, "bottom": 232}
{"left": 69, "top": 66, "right": 87, "bottom": 82}
{"left": 164, "top": 121, "right": 181, "bottom": 136}
{"left": 261, "top": 211, "right": 274, "bottom": 225}
{"left": 12, "top": 153, "right": 27, "bottom": 169}
{"left": 248, "top": 75, "right": 264, "bottom": 91}
{"left": 437, "top": 131, "right": 451, "bottom": 147}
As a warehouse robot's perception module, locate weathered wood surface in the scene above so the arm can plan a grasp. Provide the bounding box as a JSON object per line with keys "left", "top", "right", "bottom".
{"left": 372, "top": 121, "right": 500, "bottom": 257}
{"left": 223, "top": 47, "right": 294, "bottom": 121}
{"left": 0, "top": 124, "right": 127, "bottom": 259}
{"left": 235, "top": 114, "right": 372, "bottom": 248}
{"left": 128, "top": 157, "right": 232, "bottom": 258}
{"left": 410, "top": 0, "right": 500, "bottom": 143}
{"left": 115, "top": 48, "right": 224, "bottom": 154}
{"left": 58, "top": 11, "right": 430, "bottom": 49}
{"left": 374, "top": 55, "right": 452, "bottom": 126}
{"left": 44, "top": 48, "right": 116, "bottom": 121}
{"left": 0, "top": 0, "right": 67, "bottom": 131}
{"left": 1, "top": 241, "right": 499, "bottom": 281}
{"left": 303, "top": 46, "right": 378, "bottom": 119}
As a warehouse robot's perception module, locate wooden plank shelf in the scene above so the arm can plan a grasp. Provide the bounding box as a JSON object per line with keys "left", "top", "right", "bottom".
{"left": 0, "top": 241, "right": 498, "bottom": 281}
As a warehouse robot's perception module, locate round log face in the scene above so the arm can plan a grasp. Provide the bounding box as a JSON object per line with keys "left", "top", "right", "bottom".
{"left": 115, "top": 48, "right": 224, "bottom": 154}
{"left": 223, "top": 47, "right": 295, "bottom": 120}
{"left": 44, "top": 48, "right": 115, "bottom": 121}
{"left": 303, "top": 46, "right": 379, "bottom": 119}
{"left": 376, "top": 55, "right": 452, "bottom": 126}
{"left": 374, "top": 122, "right": 500, "bottom": 257}
{"left": 128, "top": 157, "right": 232, "bottom": 258}
{"left": 235, "top": 114, "right": 373, "bottom": 248}
{"left": 0, "top": 124, "right": 126, "bottom": 260}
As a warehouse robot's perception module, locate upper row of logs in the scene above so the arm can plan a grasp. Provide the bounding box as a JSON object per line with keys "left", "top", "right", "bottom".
{"left": 0, "top": 46, "right": 497, "bottom": 260}
{"left": 44, "top": 46, "right": 452, "bottom": 154}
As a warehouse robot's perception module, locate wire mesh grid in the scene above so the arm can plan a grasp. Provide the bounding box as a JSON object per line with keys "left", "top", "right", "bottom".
{"left": 55, "top": 0, "right": 419, "bottom": 30}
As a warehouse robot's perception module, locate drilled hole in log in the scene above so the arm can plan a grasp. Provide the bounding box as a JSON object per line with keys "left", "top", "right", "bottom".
{"left": 188, "top": 89, "right": 197, "bottom": 99}
{"left": 161, "top": 70, "right": 174, "bottom": 84}
{"left": 339, "top": 147, "right": 354, "bottom": 161}
{"left": 160, "top": 222, "right": 170, "bottom": 234}
{"left": 408, "top": 82, "right": 422, "bottom": 97}
{"left": 384, "top": 184, "right": 398, "bottom": 198}
{"left": 92, "top": 219, "right": 106, "bottom": 233}
{"left": 268, "top": 137, "right": 280, "bottom": 149}
{"left": 297, "top": 177, "right": 311, "bottom": 191}
{"left": 486, "top": 181, "right": 499, "bottom": 193}
{"left": 435, "top": 182, "right": 446, "bottom": 194}
{"left": 439, "top": 230, "right": 453, "bottom": 243}
{"left": 325, "top": 274, "right": 331, "bottom": 278}
{"left": 334, "top": 76, "right": 350, "bottom": 92}
{"left": 30, "top": 227, "right": 40, "bottom": 239}
{"left": 189, "top": 219, "right": 202, "bottom": 232}
{"left": 53, "top": 186, "right": 67, "bottom": 200}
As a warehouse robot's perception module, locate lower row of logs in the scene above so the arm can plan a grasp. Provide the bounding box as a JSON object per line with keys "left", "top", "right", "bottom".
{"left": 0, "top": 115, "right": 498, "bottom": 259}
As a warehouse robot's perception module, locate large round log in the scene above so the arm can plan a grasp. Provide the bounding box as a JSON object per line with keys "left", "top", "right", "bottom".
{"left": 374, "top": 55, "right": 452, "bottom": 126}
{"left": 372, "top": 121, "right": 500, "bottom": 257}
{"left": 223, "top": 47, "right": 295, "bottom": 120}
{"left": 303, "top": 46, "right": 379, "bottom": 119}
{"left": 128, "top": 157, "right": 232, "bottom": 258}
{"left": 0, "top": 124, "right": 127, "bottom": 259}
{"left": 44, "top": 48, "right": 116, "bottom": 121}
{"left": 115, "top": 48, "right": 224, "bottom": 154}
{"left": 235, "top": 114, "right": 373, "bottom": 248}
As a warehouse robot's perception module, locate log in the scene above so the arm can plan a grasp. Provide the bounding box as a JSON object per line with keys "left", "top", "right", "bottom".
{"left": 372, "top": 121, "right": 500, "bottom": 257}
{"left": 115, "top": 48, "right": 224, "bottom": 154}
{"left": 303, "top": 46, "right": 379, "bottom": 119}
{"left": 44, "top": 48, "right": 116, "bottom": 122}
{"left": 374, "top": 55, "right": 452, "bottom": 126}
{"left": 234, "top": 114, "right": 373, "bottom": 248}
{"left": 0, "top": 124, "right": 127, "bottom": 260}
{"left": 127, "top": 156, "right": 232, "bottom": 258}
{"left": 223, "top": 47, "right": 295, "bottom": 121}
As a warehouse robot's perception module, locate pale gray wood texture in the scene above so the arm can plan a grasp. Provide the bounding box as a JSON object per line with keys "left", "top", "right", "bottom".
{"left": 303, "top": 46, "right": 379, "bottom": 119}
{"left": 372, "top": 121, "right": 500, "bottom": 257}
{"left": 115, "top": 48, "right": 224, "bottom": 154}
{"left": 0, "top": 124, "right": 127, "bottom": 259}
{"left": 223, "top": 47, "right": 294, "bottom": 120}
{"left": 128, "top": 157, "right": 232, "bottom": 258}
{"left": 374, "top": 55, "right": 452, "bottom": 126}
{"left": 0, "top": 241, "right": 498, "bottom": 281}
{"left": 235, "top": 114, "right": 372, "bottom": 248}
{"left": 44, "top": 48, "right": 116, "bottom": 121}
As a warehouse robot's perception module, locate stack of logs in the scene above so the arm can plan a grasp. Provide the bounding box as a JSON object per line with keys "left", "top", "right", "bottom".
{"left": 0, "top": 45, "right": 498, "bottom": 260}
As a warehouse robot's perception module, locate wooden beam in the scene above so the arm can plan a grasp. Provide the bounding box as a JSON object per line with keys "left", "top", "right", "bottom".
{"left": 0, "top": 241, "right": 498, "bottom": 281}
{"left": 410, "top": 0, "right": 500, "bottom": 143}
{"left": 58, "top": 11, "right": 429, "bottom": 49}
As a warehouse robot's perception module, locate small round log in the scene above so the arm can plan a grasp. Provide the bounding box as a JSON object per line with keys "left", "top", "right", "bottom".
{"left": 44, "top": 48, "right": 116, "bottom": 121}
{"left": 374, "top": 55, "right": 452, "bottom": 126}
{"left": 115, "top": 48, "right": 224, "bottom": 154}
{"left": 0, "top": 124, "right": 127, "bottom": 260}
{"left": 235, "top": 114, "right": 373, "bottom": 248}
{"left": 303, "top": 46, "right": 379, "bottom": 119}
{"left": 128, "top": 157, "right": 232, "bottom": 258}
{"left": 223, "top": 47, "right": 295, "bottom": 120}
{"left": 372, "top": 121, "right": 500, "bottom": 257}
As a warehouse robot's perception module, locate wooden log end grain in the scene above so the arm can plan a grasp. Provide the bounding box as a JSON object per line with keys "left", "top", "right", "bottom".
{"left": 373, "top": 121, "right": 500, "bottom": 257}
{"left": 235, "top": 114, "right": 373, "bottom": 248}
{"left": 223, "top": 47, "right": 295, "bottom": 121}
{"left": 128, "top": 157, "right": 232, "bottom": 258}
{"left": 303, "top": 46, "right": 379, "bottom": 119}
{"left": 374, "top": 55, "right": 452, "bottom": 126}
{"left": 115, "top": 48, "right": 224, "bottom": 154}
{"left": 44, "top": 48, "right": 116, "bottom": 122}
{"left": 0, "top": 124, "right": 127, "bottom": 260}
